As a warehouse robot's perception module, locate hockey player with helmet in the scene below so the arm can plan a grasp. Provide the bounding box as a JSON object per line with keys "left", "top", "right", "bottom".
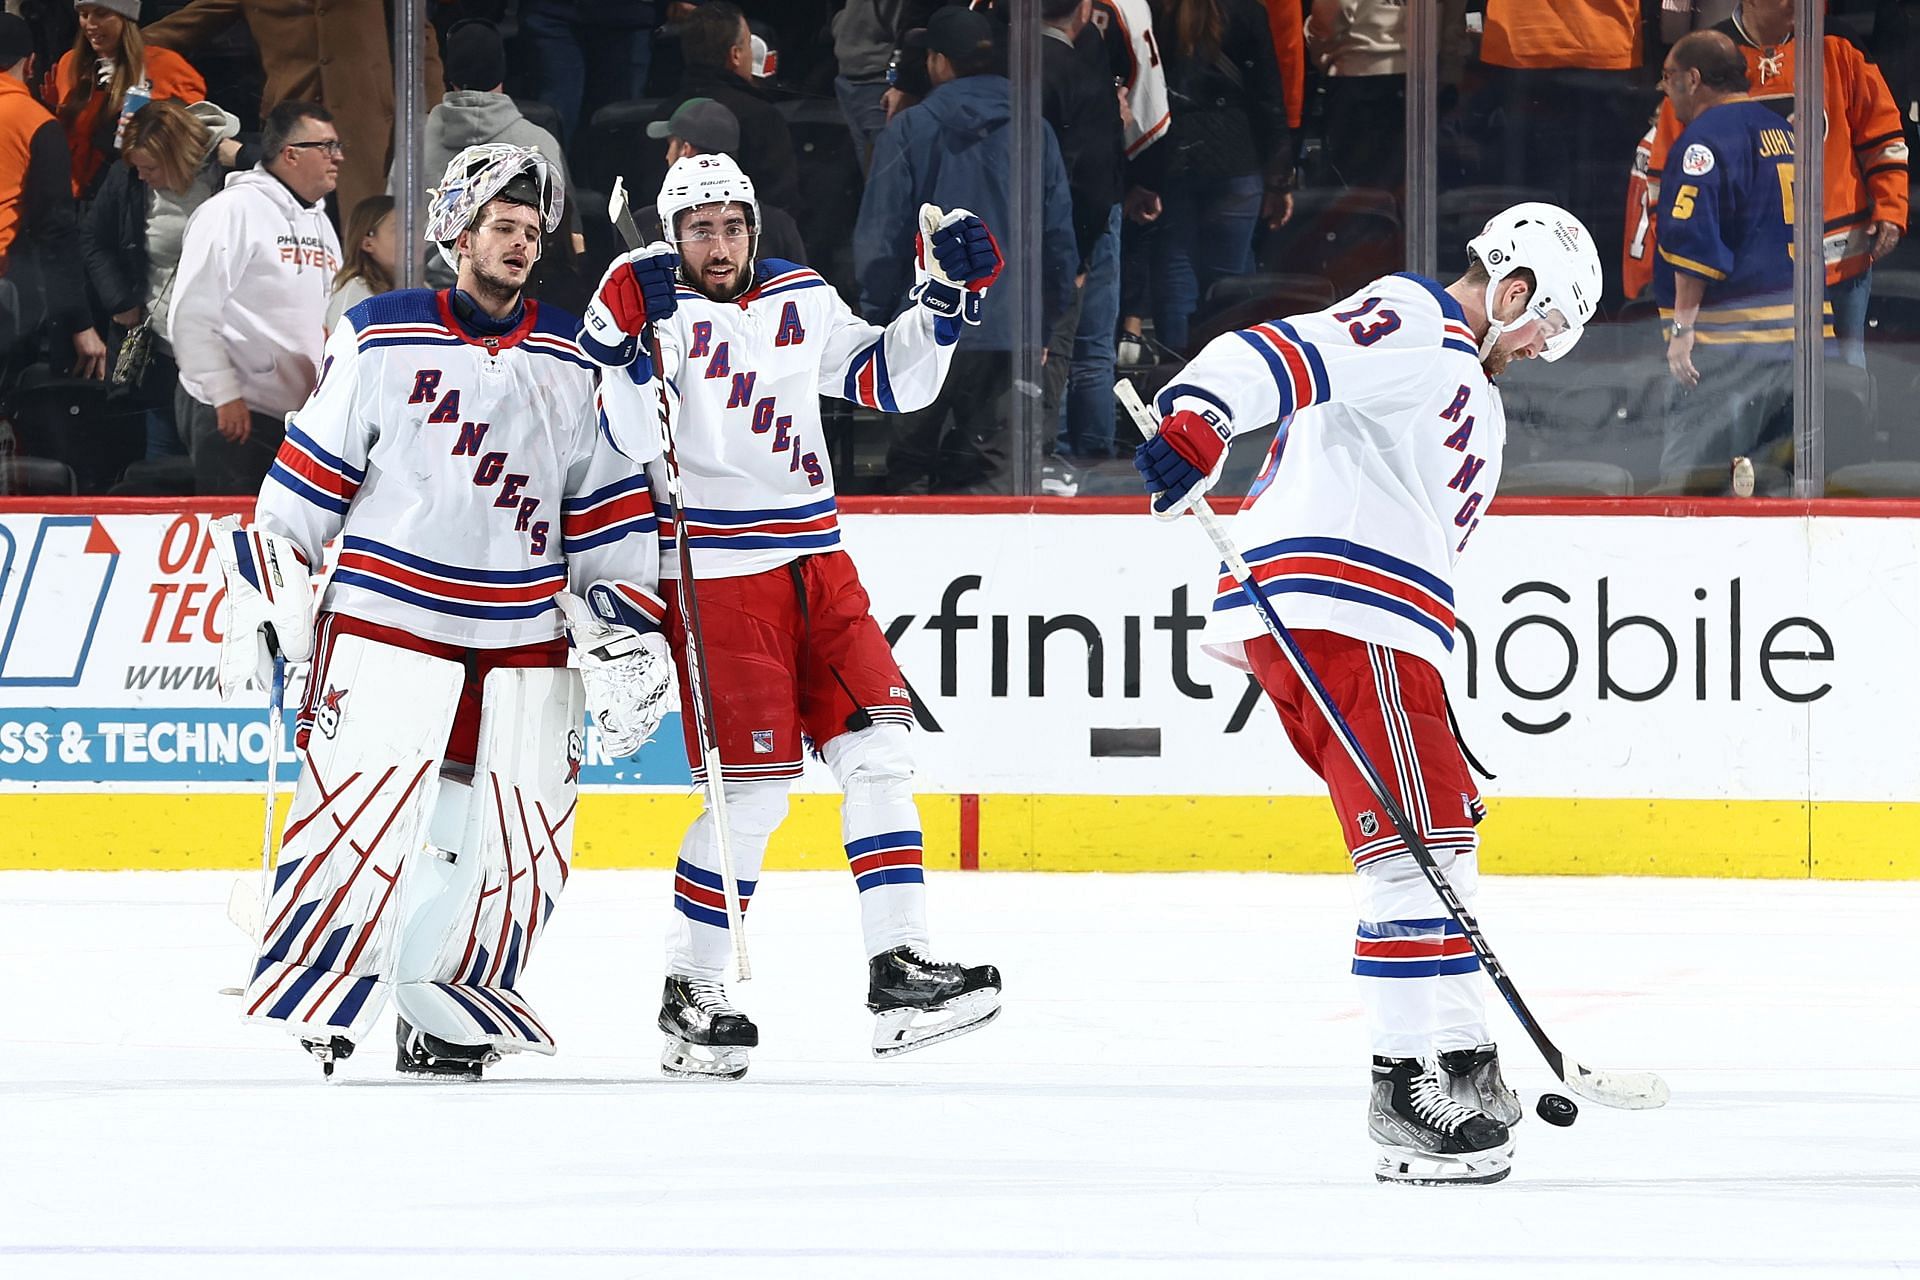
{"left": 1133, "top": 203, "right": 1602, "bottom": 1183}
{"left": 582, "top": 152, "right": 1003, "bottom": 1080}
{"left": 211, "top": 143, "right": 674, "bottom": 1079}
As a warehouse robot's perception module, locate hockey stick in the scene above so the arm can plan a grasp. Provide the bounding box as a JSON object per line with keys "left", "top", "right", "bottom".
{"left": 1116, "top": 379, "right": 1668, "bottom": 1111}
{"left": 609, "top": 179, "right": 751, "bottom": 981}
{"left": 220, "top": 654, "right": 284, "bottom": 993}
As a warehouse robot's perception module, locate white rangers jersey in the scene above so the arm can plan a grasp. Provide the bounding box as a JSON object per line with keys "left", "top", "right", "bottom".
{"left": 257, "top": 289, "right": 664, "bottom": 650}
{"left": 1155, "top": 272, "right": 1505, "bottom": 674}
{"left": 1091, "top": 0, "right": 1171, "bottom": 157}
{"left": 598, "top": 258, "right": 959, "bottom": 580}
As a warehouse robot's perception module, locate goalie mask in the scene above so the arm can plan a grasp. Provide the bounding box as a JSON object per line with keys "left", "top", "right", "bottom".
{"left": 657, "top": 152, "right": 760, "bottom": 283}
{"left": 426, "top": 143, "right": 565, "bottom": 269}
{"left": 1465, "top": 202, "right": 1601, "bottom": 363}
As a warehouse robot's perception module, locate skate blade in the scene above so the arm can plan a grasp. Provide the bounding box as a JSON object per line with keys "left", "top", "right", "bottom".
{"left": 660, "top": 1035, "right": 750, "bottom": 1081}
{"left": 871, "top": 990, "right": 1001, "bottom": 1059}
{"left": 1373, "top": 1139, "right": 1514, "bottom": 1186}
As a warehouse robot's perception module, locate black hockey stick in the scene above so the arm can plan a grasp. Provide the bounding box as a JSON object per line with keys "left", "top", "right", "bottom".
{"left": 1117, "top": 379, "right": 1668, "bottom": 1111}
{"left": 609, "top": 179, "right": 750, "bottom": 979}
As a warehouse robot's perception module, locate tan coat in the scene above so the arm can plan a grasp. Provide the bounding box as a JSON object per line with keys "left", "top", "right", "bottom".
{"left": 145, "top": 0, "right": 443, "bottom": 217}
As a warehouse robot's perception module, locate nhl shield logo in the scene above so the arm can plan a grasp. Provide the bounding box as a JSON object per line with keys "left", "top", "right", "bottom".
{"left": 752, "top": 730, "right": 775, "bottom": 755}
{"left": 1357, "top": 810, "right": 1380, "bottom": 838}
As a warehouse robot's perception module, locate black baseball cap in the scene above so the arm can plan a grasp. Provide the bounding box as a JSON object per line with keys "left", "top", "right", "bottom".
{"left": 0, "top": 14, "right": 35, "bottom": 66}
{"left": 906, "top": 7, "right": 997, "bottom": 62}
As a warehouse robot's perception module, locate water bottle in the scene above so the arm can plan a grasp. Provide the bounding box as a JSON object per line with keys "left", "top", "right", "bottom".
{"left": 116, "top": 81, "right": 151, "bottom": 150}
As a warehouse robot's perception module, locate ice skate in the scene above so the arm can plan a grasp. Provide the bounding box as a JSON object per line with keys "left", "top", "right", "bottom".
{"left": 395, "top": 1017, "right": 498, "bottom": 1081}
{"left": 300, "top": 1036, "right": 354, "bottom": 1080}
{"left": 1369, "top": 1055, "right": 1513, "bottom": 1185}
{"left": 659, "top": 976, "right": 758, "bottom": 1080}
{"left": 1438, "top": 1043, "right": 1523, "bottom": 1128}
{"left": 867, "top": 946, "right": 1002, "bottom": 1058}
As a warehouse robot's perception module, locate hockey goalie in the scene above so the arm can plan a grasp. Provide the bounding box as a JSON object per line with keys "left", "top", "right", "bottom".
{"left": 211, "top": 144, "right": 673, "bottom": 1079}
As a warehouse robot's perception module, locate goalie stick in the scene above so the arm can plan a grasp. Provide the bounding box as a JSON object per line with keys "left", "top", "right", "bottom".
{"left": 220, "top": 654, "right": 284, "bottom": 994}
{"left": 1115, "top": 377, "right": 1668, "bottom": 1112}
{"left": 609, "top": 177, "right": 751, "bottom": 981}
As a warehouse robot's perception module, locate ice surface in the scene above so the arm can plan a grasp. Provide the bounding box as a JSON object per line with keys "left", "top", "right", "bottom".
{"left": 2, "top": 870, "right": 1915, "bottom": 1279}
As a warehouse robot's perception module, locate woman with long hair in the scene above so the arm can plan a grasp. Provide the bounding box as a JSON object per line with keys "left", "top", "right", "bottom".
{"left": 1135, "top": 0, "right": 1293, "bottom": 352}
{"left": 327, "top": 195, "right": 399, "bottom": 331}
{"left": 82, "top": 97, "right": 244, "bottom": 461}
{"left": 53, "top": 0, "right": 205, "bottom": 200}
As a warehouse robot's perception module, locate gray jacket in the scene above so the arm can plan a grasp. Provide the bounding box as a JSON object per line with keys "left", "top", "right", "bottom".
{"left": 391, "top": 90, "right": 583, "bottom": 287}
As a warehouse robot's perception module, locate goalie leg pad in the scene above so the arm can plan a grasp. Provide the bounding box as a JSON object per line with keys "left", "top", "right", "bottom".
{"left": 392, "top": 664, "right": 585, "bottom": 1056}
{"left": 243, "top": 633, "right": 464, "bottom": 1044}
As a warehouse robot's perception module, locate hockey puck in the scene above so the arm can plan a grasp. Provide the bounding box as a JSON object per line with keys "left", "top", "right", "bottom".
{"left": 1536, "top": 1093, "right": 1579, "bottom": 1126}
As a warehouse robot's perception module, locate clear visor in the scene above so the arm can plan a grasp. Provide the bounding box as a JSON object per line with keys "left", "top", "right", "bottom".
{"left": 1529, "top": 303, "right": 1582, "bottom": 362}
{"left": 670, "top": 203, "right": 756, "bottom": 246}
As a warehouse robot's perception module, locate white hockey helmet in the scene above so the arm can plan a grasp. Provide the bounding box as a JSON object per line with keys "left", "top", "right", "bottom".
{"left": 1465, "top": 202, "right": 1601, "bottom": 363}
{"left": 425, "top": 143, "right": 565, "bottom": 269}
{"left": 657, "top": 152, "right": 759, "bottom": 256}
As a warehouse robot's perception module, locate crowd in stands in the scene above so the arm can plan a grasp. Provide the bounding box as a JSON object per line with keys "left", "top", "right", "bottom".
{"left": 0, "top": 0, "right": 1912, "bottom": 499}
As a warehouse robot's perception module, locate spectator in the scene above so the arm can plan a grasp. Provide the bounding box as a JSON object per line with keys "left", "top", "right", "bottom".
{"left": 52, "top": 0, "right": 205, "bottom": 201}
{"left": 833, "top": 0, "right": 934, "bottom": 174}
{"left": 1089, "top": 0, "right": 1168, "bottom": 372}
{"left": 1652, "top": 32, "right": 1812, "bottom": 493}
{"left": 393, "top": 18, "right": 583, "bottom": 288}
{"left": 1478, "top": 0, "right": 1654, "bottom": 302}
{"left": 1040, "top": 0, "right": 1125, "bottom": 474}
{"left": 1303, "top": 0, "right": 1470, "bottom": 194}
{"left": 169, "top": 99, "right": 340, "bottom": 494}
{"left": 641, "top": 96, "right": 807, "bottom": 262}
{"left": 0, "top": 12, "right": 104, "bottom": 377}
{"left": 1136, "top": 0, "right": 1293, "bottom": 353}
{"left": 520, "top": 0, "right": 656, "bottom": 148}
{"left": 659, "top": 1, "right": 799, "bottom": 213}
{"left": 854, "top": 5, "right": 1077, "bottom": 493}
{"left": 1625, "top": 0, "right": 1909, "bottom": 367}
{"left": 145, "top": 0, "right": 443, "bottom": 217}
{"left": 83, "top": 96, "right": 243, "bottom": 460}
{"left": 326, "top": 193, "right": 395, "bottom": 331}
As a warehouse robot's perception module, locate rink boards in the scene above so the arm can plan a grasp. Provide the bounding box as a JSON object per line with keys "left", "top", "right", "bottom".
{"left": 0, "top": 498, "right": 1914, "bottom": 878}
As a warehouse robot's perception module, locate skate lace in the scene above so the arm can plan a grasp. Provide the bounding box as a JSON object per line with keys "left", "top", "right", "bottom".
{"left": 686, "top": 978, "right": 740, "bottom": 1016}
{"left": 1409, "top": 1069, "right": 1482, "bottom": 1134}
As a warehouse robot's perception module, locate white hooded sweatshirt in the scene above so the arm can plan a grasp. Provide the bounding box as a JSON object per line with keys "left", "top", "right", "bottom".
{"left": 169, "top": 166, "right": 341, "bottom": 416}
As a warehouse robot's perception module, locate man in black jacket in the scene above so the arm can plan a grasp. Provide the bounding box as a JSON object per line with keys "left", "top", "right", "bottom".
{"left": 1040, "top": 0, "right": 1126, "bottom": 475}
{"left": 657, "top": 2, "right": 799, "bottom": 213}
{"left": 0, "top": 14, "right": 106, "bottom": 378}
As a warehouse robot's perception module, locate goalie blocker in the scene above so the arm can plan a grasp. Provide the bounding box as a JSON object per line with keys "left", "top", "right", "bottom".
{"left": 242, "top": 617, "right": 585, "bottom": 1074}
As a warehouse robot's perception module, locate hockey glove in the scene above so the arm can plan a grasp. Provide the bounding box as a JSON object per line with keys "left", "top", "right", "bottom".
{"left": 911, "top": 204, "right": 1002, "bottom": 326}
{"left": 208, "top": 516, "right": 315, "bottom": 701}
{"left": 556, "top": 586, "right": 675, "bottom": 758}
{"left": 1134, "top": 406, "right": 1233, "bottom": 520}
{"left": 581, "top": 243, "right": 680, "bottom": 367}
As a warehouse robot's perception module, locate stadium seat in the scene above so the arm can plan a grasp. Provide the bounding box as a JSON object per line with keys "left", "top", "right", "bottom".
{"left": 1190, "top": 273, "right": 1338, "bottom": 346}
{"left": 580, "top": 98, "right": 670, "bottom": 209}
{"left": 1497, "top": 459, "right": 1635, "bottom": 496}
{"left": 777, "top": 97, "right": 862, "bottom": 295}
{"left": 6, "top": 371, "right": 139, "bottom": 494}
{"left": 1257, "top": 187, "right": 1401, "bottom": 294}
{"left": 0, "top": 455, "right": 78, "bottom": 495}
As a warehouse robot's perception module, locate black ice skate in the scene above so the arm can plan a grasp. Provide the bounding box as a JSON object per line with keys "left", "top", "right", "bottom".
{"left": 867, "top": 946, "right": 1002, "bottom": 1058}
{"left": 300, "top": 1035, "right": 354, "bottom": 1080}
{"left": 1438, "top": 1043, "right": 1523, "bottom": 1128}
{"left": 1369, "top": 1055, "right": 1513, "bottom": 1185}
{"left": 395, "top": 1017, "right": 498, "bottom": 1081}
{"left": 659, "top": 975, "right": 758, "bottom": 1080}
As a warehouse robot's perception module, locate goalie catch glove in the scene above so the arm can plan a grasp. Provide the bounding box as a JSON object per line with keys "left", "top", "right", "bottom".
{"left": 556, "top": 586, "right": 675, "bottom": 758}
{"left": 580, "top": 242, "right": 680, "bottom": 367}
{"left": 1133, "top": 402, "right": 1233, "bottom": 520}
{"left": 910, "top": 204, "right": 1003, "bottom": 327}
{"left": 208, "top": 516, "right": 315, "bottom": 700}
